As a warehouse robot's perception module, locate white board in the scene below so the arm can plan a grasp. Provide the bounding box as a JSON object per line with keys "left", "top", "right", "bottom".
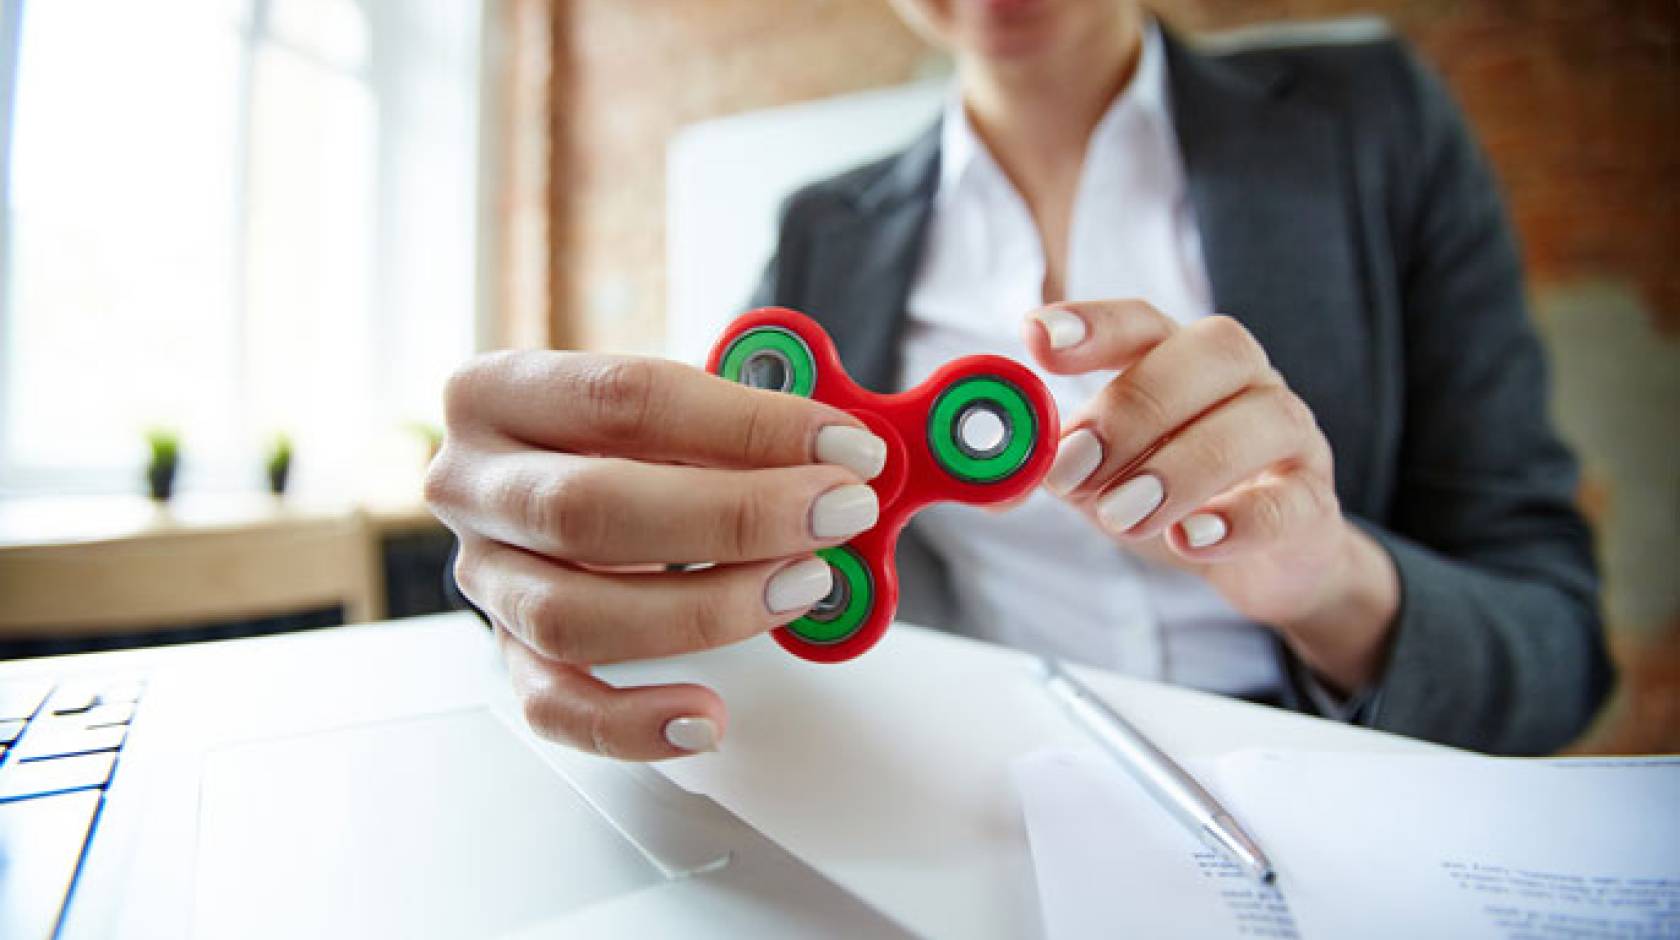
{"left": 664, "top": 79, "right": 945, "bottom": 365}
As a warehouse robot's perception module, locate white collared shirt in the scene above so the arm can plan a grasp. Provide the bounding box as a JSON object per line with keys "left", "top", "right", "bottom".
{"left": 897, "top": 24, "right": 1282, "bottom": 696}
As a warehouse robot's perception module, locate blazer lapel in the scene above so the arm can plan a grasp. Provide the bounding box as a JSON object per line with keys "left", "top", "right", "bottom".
{"left": 800, "top": 125, "right": 940, "bottom": 393}
{"left": 1163, "top": 31, "right": 1371, "bottom": 495}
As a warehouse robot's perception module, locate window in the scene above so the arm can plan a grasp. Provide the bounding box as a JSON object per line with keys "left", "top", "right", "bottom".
{"left": 0, "top": 0, "right": 483, "bottom": 497}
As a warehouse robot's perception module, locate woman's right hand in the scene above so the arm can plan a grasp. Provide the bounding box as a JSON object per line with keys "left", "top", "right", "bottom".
{"left": 424, "top": 351, "right": 887, "bottom": 760}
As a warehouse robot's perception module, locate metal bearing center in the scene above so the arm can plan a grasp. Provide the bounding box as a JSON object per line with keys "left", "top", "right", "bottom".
{"left": 953, "top": 401, "right": 1013, "bottom": 460}
{"left": 740, "top": 348, "right": 794, "bottom": 392}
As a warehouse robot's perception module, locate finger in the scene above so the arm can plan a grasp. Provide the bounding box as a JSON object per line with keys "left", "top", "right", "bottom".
{"left": 1022, "top": 299, "right": 1178, "bottom": 374}
{"left": 496, "top": 624, "right": 727, "bottom": 760}
{"left": 1081, "top": 384, "right": 1325, "bottom": 541}
{"left": 429, "top": 448, "right": 877, "bottom": 565}
{"left": 443, "top": 351, "right": 885, "bottom": 476}
{"left": 1164, "top": 471, "right": 1338, "bottom": 562}
{"left": 458, "top": 538, "right": 832, "bottom": 664}
{"left": 1043, "top": 316, "right": 1279, "bottom": 498}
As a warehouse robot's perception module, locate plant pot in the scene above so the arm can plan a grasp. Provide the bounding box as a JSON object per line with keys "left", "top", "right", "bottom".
{"left": 148, "top": 462, "right": 177, "bottom": 501}
{"left": 267, "top": 462, "right": 290, "bottom": 496}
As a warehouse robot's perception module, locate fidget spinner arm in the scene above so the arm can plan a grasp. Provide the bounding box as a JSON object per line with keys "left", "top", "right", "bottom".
{"left": 708, "top": 307, "right": 1059, "bottom": 663}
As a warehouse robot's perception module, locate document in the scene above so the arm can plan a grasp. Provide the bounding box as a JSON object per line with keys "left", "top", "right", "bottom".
{"left": 1014, "top": 749, "right": 1302, "bottom": 939}
{"left": 1014, "top": 750, "right": 1680, "bottom": 940}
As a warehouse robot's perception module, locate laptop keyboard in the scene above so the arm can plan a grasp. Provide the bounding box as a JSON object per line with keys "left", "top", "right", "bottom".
{"left": 0, "top": 675, "right": 145, "bottom": 940}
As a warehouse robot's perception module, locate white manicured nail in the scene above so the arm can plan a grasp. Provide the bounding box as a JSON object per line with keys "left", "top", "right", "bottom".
{"left": 1097, "top": 473, "right": 1165, "bottom": 534}
{"left": 1044, "top": 428, "right": 1104, "bottom": 496}
{"left": 765, "top": 556, "right": 833, "bottom": 613}
{"left": 663, "top": 716, "right": 718, "bottom": 753}
{"left": 1033, "top": 307, "right": 1088, "bottom": 349}
{"left": 816, "top": 425, "right": 887, "bottom": 480}
{"left": 810, "top": 483, "right": 878, "bottom": 539}
{"left": 1182, "top": 513, "right": 1228, "bottom": 549}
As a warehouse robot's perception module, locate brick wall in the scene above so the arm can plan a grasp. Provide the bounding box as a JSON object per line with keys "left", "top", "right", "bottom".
{"left": 557, "top": 0, "right": 933, "bottom": 352}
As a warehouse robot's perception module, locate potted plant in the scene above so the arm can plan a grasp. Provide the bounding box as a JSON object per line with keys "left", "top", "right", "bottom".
{"left": 266, "top": 433, "right": 293, "bottom": 496}
{"left": 145, "top": 428, "right": 180, "bottom": 501}
{"left": 407, "top": 421, "right": 443, "bottom": 464}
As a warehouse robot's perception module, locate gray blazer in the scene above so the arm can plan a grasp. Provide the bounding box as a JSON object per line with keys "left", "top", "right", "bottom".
{"left": 747, "top": 29, "right": 1613, "bottom": 755}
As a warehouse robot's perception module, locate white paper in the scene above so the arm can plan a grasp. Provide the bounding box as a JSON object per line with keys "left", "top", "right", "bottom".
{"left": 1013, "top": 749, "right": 1301, "bottom": 939}
{"left": 1014, "top": 750, "right": 1680, "bottom": 940}
{"left": 1218, "top": 752, "right": 1680, "bottom": 940}
{"left": 604, "top": 626, "right": 1423, "bottom": 940}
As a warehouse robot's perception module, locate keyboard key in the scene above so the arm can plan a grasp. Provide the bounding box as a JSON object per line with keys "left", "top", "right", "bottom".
{"left": 0, "top": 682, "right": 51, "bottom": 721}
{"left": 45, "top": 678, "right": 145, "bottom": 716}
{"left": 80, "top": 702, "right": 136, "bottom": 728}
{"left": 0, "top": 751, "right": 118, "bottom": 802}
{"left": 0, "top": 789, "right": 102, "bottom": 940}
{"left": 12, "top": 722, "right": 127, "bottom": 762}
{"left": 0, "top": 720, "right": 24, "bottom": 745}
{"left": 47, "top": 688, "right": 99, "bottom": 716}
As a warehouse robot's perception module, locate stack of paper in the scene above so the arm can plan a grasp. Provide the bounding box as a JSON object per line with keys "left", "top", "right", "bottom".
{"left": 1014, "top": 749, "right": 1679, "bottom": 939}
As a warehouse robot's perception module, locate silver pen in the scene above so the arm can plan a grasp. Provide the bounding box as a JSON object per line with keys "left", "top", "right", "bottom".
{"left": 1039, "top": 657, "right": 1276, "bottom": 884}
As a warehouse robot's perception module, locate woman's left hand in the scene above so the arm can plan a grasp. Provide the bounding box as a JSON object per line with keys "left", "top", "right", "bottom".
{"left": 1024, "top": 299, "right": 1400, "bottom": 692}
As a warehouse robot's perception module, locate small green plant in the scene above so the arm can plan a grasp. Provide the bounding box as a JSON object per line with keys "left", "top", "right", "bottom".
{"left": 145, "top": 427, "right": 181, "bottom": 500}
{"left": 406, "top": 420, "right": 444, "bottom": 463}
{"left": 266, "top": 433, "right": 293, "bottom": 495}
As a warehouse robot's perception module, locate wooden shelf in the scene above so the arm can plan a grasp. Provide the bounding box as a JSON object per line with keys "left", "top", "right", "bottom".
{"left": 0, "top": 493, "right": 447, "bottom": 640}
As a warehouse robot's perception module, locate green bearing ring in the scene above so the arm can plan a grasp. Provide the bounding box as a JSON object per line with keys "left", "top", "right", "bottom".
{"left": 927, "top": 375, "right": 1037, "bottom": 483}
{"left": 717, "top": 327, "right": 817, "bottom": 398}
{"left": 789, "top": 546, "right": 873, "bottom": 645}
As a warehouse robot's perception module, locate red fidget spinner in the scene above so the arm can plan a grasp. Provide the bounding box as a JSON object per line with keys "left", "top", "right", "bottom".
{"left": 707, "top": 307, "right": 1060, "bottom": 663}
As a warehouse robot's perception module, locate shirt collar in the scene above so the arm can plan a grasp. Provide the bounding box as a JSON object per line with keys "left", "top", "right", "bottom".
{"left": 938, "top": 20, "right": 1171, "bottom": 199}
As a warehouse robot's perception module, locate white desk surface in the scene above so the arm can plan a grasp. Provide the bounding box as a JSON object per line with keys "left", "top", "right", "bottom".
{"left": 600, "top": 616, "right": 1445, "bottom": 940}
{"left": 4, "top": 613, "right": 1441, "bottom": 940}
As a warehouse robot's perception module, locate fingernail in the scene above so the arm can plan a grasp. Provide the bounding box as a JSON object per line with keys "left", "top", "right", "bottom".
{"left": 663, "top": 716, "right": 718, "bottom": 753}
{"left": 1044, "top": 428, "right": 1103, "bottom": 496}
{"left": 765, "top": 556, "right": 833, "bottom": 613}
{"left": 1033, "top": 307, "right": 1088, "bottom": 349}
{"left": 1182, "top": 513, "right": 1228, "bottom": 549}
{"left": 816, "top": 425, "right": 887, "bottom": 480}
{"left": 1097, "top": 473, "right": 1165, "bottom": 534}
{"left": 810, "top": 483, "right": 878, "bottom": 539}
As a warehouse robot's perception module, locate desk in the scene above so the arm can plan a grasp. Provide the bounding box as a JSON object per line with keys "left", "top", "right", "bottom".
{"left": 596, "top": 618, "right": 1443, "bottom": 939}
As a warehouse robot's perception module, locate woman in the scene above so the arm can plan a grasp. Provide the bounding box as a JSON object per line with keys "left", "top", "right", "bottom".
{"left": 425, "top": 0, "right": 1611, "bottom": 759}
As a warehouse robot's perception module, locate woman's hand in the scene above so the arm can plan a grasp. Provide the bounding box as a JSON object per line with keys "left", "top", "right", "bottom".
{"left": 425, "top": 351, "right": 887, "bottom": 760}
{"left": 1024, "top": 300, "right": 1400, "bottom": 692}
